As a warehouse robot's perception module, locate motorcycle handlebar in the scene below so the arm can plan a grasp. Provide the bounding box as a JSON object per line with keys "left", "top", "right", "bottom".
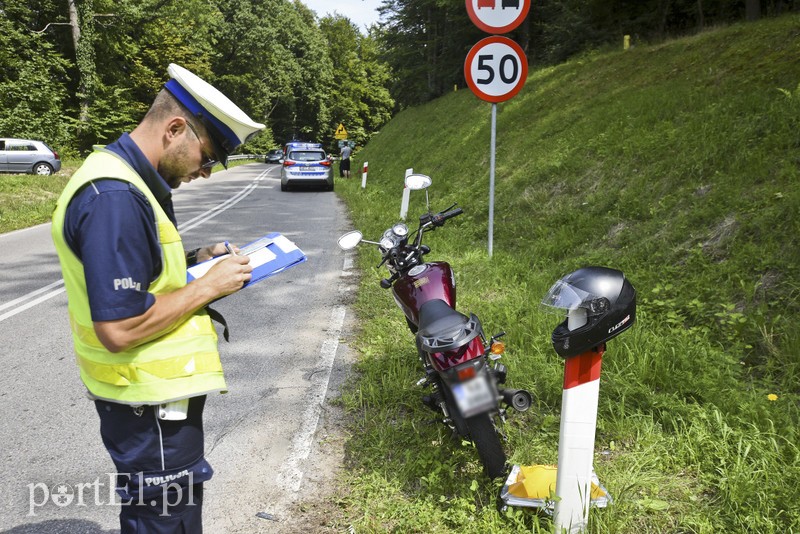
{"left": 376, "top": 206, "right": 464, "bottom": 287}
{"left": 431, "top": 207, "right": 463, "bottom": 227}
{"left": 441, "top": 207, "right": 463, "bottom": 221}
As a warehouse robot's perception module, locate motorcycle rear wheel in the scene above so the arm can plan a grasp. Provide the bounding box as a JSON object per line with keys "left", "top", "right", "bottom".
{"left": 466, "top": 414, "right": 507, "bottom": 479}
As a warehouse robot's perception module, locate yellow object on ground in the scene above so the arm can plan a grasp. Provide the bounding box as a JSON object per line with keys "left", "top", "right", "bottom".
{"left": 500, "top": 464, "right": 612, "bottom": 510}
{"left": 508, "top": 464, "right": 558, "bottom": 499}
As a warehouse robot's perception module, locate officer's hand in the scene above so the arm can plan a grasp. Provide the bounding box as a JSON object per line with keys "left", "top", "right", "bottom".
{"left": 205, "top": 254, "right": 253, "bottom": 297}
{"left": 197, "top": 242, "right": 239, "bottom": 263}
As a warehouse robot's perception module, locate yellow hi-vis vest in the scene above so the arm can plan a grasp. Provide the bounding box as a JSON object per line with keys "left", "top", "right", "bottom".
{"left": 51, "top": 149, "right": 227, "bottom": 405}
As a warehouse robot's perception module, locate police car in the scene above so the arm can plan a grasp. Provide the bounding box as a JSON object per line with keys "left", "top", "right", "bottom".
{"left": 280, "top": 142, "right": 333, "bottom": 192}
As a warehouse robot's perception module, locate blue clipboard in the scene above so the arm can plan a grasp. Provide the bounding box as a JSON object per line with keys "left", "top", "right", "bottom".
{"left": 186, "top": 232, "right": 307, "bottom": 288}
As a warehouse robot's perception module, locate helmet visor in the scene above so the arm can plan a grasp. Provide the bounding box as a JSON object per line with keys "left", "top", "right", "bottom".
{"left": 540, "top": 280, "right": 597, "bottom": 312}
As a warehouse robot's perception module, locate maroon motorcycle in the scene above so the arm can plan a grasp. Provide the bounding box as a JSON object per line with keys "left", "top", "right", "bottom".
{"left": 337, "top": 174, "right": 531, "bottom": 479}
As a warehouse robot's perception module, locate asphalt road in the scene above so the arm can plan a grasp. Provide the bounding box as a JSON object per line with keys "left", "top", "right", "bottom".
{"left": 0, "top": 163, "right": 356, "bottom": 533}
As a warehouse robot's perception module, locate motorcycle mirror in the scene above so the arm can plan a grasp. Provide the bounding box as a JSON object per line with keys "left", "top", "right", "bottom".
{"left": 337, "top": 231, "right": 363, "bottom": 250}
{"left": 404, "top": 173, "right": 432, "bottom": 191}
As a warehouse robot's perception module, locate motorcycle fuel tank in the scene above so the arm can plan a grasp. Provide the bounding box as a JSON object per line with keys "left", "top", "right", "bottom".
{"left": 392, "top": 262, "right": 456, "bottom": 327}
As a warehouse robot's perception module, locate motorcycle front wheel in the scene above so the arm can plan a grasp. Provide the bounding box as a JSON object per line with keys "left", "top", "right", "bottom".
{"left": 466, "top": 414, "right": 507, "bottom": 479}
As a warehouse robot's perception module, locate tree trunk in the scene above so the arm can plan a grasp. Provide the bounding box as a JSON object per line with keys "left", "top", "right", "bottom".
{"left": 68, "top": 0, "right": 96, "bottom": 143}
{"left": 658, "top": 0, "right": 671, "bottom": 40}
{"left": 697, "top": 0, "right": 705, "bottom": 30}
{"left": 519, "top": 12, "right": 530, "bottom": 56}
{"left": 426, "top": 6, "right": 435, "bottom": 98}
{"left": 67, "top": 0, "right": 80, "bottom": 52}
{"left": 746, "top": 0, "right": 761, "bottom": 20}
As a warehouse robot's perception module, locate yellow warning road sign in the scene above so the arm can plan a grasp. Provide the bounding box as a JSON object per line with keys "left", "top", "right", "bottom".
{"left": 334, "top": 123, "right": 348, "bottom": 140}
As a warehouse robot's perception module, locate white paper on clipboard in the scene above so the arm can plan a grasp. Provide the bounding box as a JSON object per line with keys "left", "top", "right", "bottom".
{"left": 186, "top": 232, "right": 306, "bottom": 288}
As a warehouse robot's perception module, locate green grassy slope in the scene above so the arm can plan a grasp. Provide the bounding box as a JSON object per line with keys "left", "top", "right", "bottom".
{"left": 334, "top": 14, "right": 800, "bottom": 533}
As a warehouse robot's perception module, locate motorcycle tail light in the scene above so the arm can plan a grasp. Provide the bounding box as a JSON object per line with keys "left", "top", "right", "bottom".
{"left": 431, "top": 336, "right": 484, "bottom": 371}
{"left": 457, "top": 366, "right": 476, "bottom": 381}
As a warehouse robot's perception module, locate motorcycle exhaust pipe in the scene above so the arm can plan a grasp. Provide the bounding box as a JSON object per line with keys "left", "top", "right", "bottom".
{"left": 501, "top": 389, "right": 532, "bottom": 412}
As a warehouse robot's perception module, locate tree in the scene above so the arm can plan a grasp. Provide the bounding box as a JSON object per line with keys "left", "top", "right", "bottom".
{"left": 211, "top": 0, "right": 334, "bottom": 148}
{"left": 5, "top": 0, "right": 221, "bottom": 151}
{"left": 0, "top": 2, "right": 71, "bottom": 147}
{"left": 320, "top": 14, "right": 394, "bottom": 149}
{"left": 377, "top": 0, "right": 493, "bottom": 108}
{"left": 87, "top": 0, "right": 221, "bottom": 144}
{"left": 68, "top": 0, "right": 98, "bottom": 147}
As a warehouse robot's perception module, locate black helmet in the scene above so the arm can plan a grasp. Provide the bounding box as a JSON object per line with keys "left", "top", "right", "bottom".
{"left": 541, "top": 266, "right": 636, "bottom": 358}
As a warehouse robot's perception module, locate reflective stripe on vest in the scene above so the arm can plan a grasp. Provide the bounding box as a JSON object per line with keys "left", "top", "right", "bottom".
{"left": 51, "top": 149, "right": 226, "bottom": 404}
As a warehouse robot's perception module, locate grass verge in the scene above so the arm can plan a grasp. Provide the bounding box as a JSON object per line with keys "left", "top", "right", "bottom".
{"left": 0, "top": 156, "right": 261, "bottom": 234}
{"left": 333, "top": 14, "right": 800, "bottom": 533}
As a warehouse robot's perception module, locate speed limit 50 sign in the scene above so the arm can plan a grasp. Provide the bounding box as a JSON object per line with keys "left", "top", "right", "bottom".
{"left": 464, "top": 36, "right": 528, "bottom": 103}
{"left": 464, "top": 1, "right": 531, "bottom": 257}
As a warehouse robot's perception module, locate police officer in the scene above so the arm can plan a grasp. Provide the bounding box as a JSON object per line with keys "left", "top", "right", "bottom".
{"left": 51, "top": 64, "right": 265, "bottom": 532}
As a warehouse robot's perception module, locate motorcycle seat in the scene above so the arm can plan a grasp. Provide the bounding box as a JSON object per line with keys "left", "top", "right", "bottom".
{"left": 418, "top": 299, "right": 467, "bottom": 335}
{"left": 417, "top": 299, "right": 482, "bottom": 352}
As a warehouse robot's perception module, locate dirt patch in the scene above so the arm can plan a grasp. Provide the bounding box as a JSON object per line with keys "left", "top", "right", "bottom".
{"left": 702, "top": 214, "right": 738, "bottom": 258}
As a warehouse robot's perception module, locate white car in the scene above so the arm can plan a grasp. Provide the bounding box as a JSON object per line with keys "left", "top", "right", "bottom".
{"left": 0, "top": 138, "right": 62, "bottom": 175}
{"left": 280, "top": 143, "right": 334, "bottom": 192}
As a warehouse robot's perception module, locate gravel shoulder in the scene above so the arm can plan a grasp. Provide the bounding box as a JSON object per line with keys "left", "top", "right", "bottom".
{"left": 270, "top": 309, "right": 357, "bottom": 534}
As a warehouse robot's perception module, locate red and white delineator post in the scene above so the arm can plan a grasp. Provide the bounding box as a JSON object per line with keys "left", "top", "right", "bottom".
{"left": 553, "top": 342, "right": 605, "bottom": 533}
{"left": 361, "top": 161, "right": 368, "bottom": 189}
{"left": 502, "top": 266, "right": 635, "bottom": 527}
{"left": 400, "top": 168, "right": 412, "bottom": 220}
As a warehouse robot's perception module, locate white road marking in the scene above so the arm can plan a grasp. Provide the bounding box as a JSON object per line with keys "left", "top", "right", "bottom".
{"left": 0, "top": 167, "right": 274, "bottom": 323}
{"left": 342, "top": 255, "right": 354, "bottom": 272}
{"left": 0, "top": 283, "right": 66, "bottom": 322}
{"left": 276, "top": 305, "right": 347, "bottom": 493}
{"left": 0, "top": 279, "right": 64, "bottom": 313}
{"left": 276, "top": 255, "right": 354, "bottom": 492}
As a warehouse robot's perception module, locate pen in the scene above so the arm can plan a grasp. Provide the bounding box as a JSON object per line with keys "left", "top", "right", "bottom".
{"left": 224, "top": 241, "right": 237, "bottom": 256}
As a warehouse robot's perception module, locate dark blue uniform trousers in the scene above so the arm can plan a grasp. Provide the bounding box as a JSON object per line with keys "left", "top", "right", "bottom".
{"left": 95, "top": 396, "right": 213, "bottom": 533}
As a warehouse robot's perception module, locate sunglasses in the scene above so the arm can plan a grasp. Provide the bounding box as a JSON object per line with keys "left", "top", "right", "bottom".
{"left": 185, "top": 120, "right": 220, "bottom": 170}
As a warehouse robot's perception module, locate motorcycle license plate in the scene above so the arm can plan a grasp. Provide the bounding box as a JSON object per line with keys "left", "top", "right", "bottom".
{"left": 452, "top": 376, "right": 495, "bottom": 417}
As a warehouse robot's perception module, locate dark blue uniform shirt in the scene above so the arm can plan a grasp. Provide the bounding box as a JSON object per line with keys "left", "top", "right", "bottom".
{"left": 64, "top": 134, "right": 178, "bottom": 322}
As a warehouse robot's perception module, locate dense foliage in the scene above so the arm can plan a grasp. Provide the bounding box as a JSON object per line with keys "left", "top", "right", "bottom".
{"left": 2, "top": 0, "right": 795, "bottom": 155}
{"left": 377, "top": 0, "right": 799, "bottom": 108}
{"left": 0, "top": 0, "right": 394, "bottom": 156}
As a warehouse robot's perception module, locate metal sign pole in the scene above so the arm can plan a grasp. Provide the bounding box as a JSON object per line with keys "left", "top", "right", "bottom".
{"left": 488, "top": 103, "right": 497, "bottom": 258}
{"left": 465, "top": 2, "right": 529, "bottom": 259}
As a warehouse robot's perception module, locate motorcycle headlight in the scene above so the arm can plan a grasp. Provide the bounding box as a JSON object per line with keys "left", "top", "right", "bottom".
{"left": 392, "top": 223, "right": 409, "bottom": 237}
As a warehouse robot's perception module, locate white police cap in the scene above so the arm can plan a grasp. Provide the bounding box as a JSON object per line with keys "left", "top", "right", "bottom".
{"left": 164, "top": 63, "right": 265, "bottom": 167}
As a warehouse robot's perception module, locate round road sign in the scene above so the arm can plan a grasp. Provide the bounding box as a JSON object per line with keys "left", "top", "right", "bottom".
{"left": 465, "top": 0, "right": 531, "bottom": 34}
{"left": 464, "top": 36, "right": 528, "bottom": 103}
